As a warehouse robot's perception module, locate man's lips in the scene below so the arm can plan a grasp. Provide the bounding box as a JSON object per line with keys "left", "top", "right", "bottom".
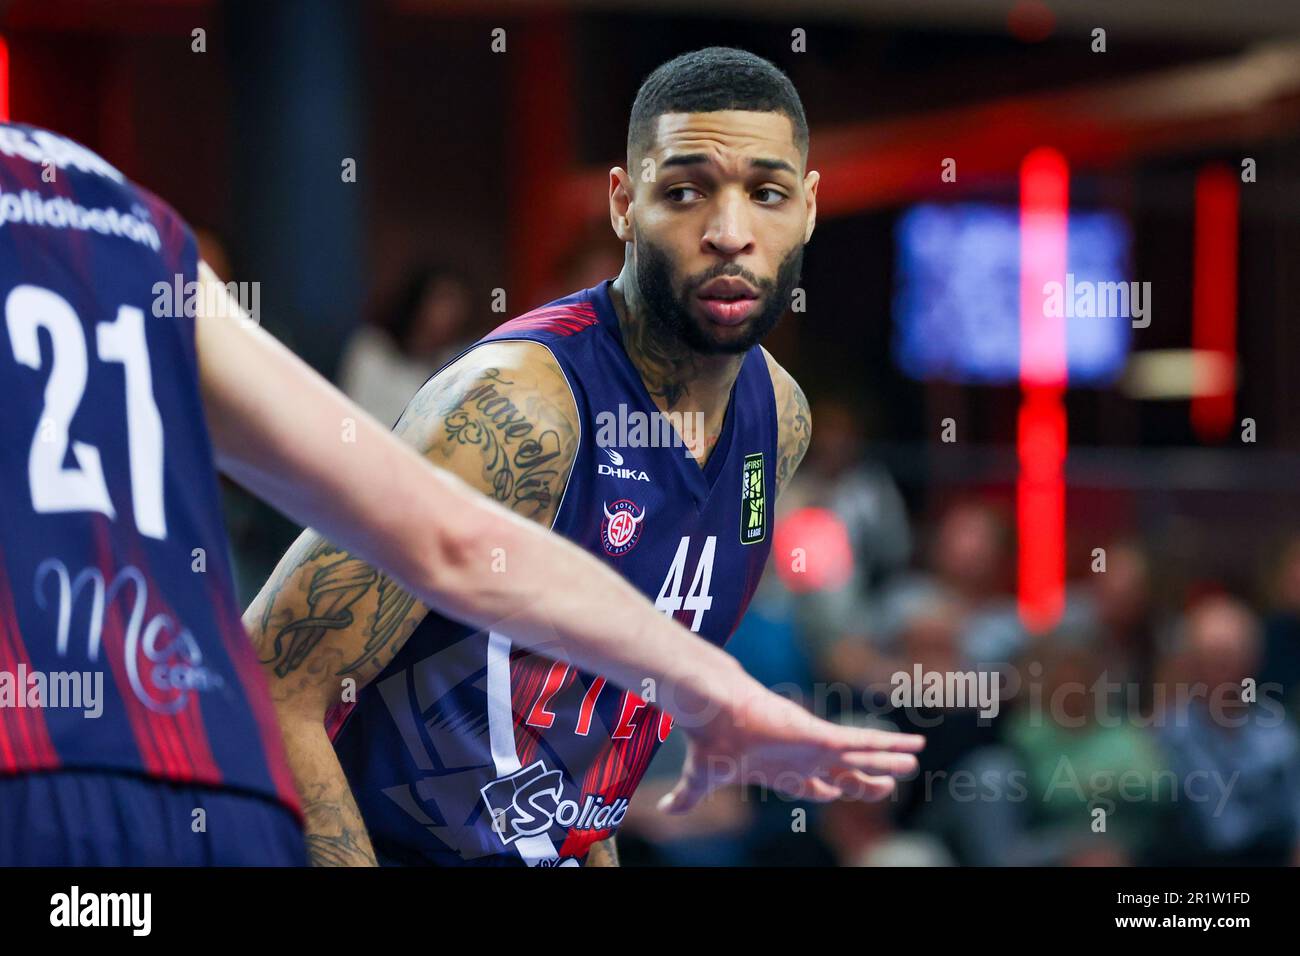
{"left": 696, "top": 291, "right": 759, "bottom": 325}
{"left": 696, "top": 277, "right": 760, "bottom": 326}
{"left": 698, "top": 276, "right": 759, "bottom": 299}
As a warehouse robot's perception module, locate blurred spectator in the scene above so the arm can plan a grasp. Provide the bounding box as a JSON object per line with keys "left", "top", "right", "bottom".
{"left": 338, "top": 264, "right": 473, "bottom": 426}
{"left": 878, "top": 593, "right": 1003, "bottom": 861}
{"left": 1003, "top": 641, "right": 1168, "bottom": 865}
{"left": 877, "top": 500, "right": 1026, "bottom": 671}
{"left": 1060, "top": 539, "right": 1163, "bottom": 714}
{"left": 1156, "top": 595, "right": 1300, "bottom": 866}
{"left": 822, "top": 796, "right": 954, "bottom": 867}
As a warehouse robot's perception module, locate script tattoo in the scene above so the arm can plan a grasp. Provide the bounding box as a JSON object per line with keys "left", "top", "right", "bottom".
{"left": 443, "top": 368, "right": 568, "bottom": 519}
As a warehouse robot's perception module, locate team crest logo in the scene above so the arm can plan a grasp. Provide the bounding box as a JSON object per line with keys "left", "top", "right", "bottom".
{"left": 740, "top": 453, "right": 767, "bottom": 544}
{"left": 601, "top": 499, "right": 647, "bottom": 555}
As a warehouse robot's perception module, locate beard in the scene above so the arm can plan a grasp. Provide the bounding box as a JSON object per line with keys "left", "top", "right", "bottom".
{"left": 633, "top": 230, "right": 803, "bottom": 355}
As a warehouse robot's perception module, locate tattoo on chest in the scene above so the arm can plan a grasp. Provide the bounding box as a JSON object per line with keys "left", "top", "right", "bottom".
{"left": 443, "top": 369, "right": 567, "bottom": 518}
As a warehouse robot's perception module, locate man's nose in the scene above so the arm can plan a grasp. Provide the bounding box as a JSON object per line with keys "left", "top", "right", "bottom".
{"left": 702, "top": 190, "right": 755, "bottom": 257}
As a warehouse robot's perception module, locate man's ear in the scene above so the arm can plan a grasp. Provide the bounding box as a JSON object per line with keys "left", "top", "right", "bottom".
{"left": 609, "top": 167, "right": 635, "bottom": 242}
{"left": 802, "top": 169, "right": 820, "bottom": 244}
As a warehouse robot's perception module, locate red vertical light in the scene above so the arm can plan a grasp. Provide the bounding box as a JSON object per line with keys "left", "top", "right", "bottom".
{"left": 0, "top": 36, "right": 9, "bottom": 121}
{"left": 1017, "top": 147, "right": 1069, "bottom": 634}
{"left": 1190, "top": 164, "right": 1239, "bottom": 442}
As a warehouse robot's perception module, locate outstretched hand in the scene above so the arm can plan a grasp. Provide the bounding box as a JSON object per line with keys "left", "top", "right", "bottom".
{"left": 659, "top": 679, "right": 924, "bottom": 814}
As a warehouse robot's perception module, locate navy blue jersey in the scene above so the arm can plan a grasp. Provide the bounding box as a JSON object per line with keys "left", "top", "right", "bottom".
{"left": 0, "top": 123, "right": 300, "bottom": 814}
{"left": 331, "top": 280, "right": 777, "bottom": 865}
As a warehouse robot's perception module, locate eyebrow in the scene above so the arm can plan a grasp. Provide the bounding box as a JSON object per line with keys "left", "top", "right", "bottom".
{"left": 659, "top": 153, "right": 799, "bottom": 176}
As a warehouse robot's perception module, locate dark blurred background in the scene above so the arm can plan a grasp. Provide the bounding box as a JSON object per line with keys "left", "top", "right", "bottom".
{"left": 6, "top": 0, "right": 1300, "bottom": 866}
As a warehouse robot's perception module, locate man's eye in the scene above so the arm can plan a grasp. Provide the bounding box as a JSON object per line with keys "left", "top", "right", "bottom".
{"left": 666, "top": 186, "right": 703, "bottom": 203}
{"left": 754, "top": 187, "right": 787, "bottom": 205}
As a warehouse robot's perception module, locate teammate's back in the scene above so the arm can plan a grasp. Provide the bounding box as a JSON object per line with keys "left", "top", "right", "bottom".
{"left": 0, "top": 122, "right": 304, "bottom": 864}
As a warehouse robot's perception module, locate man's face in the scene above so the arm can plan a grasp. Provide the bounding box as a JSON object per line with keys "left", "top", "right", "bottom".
{"left": 620, "top": 110, "right": 818, "bottom": 355}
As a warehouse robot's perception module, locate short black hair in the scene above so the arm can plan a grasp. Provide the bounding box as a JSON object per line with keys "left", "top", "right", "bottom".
{"left": 626, "top": 47, "right": 809, "bottom": 168}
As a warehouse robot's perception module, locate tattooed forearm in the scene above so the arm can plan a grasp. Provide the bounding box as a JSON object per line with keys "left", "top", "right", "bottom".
{"left": 585, "top": 837, "right": 619, "bottom": 867}
{"left": 250, "top": 534, "right": 420, "bottom": 682}
{"left": 302, "top": 794, "right": 379, "bottom": 867}
{"left": 305, "top": 830, "right": 377, "bottom": 867}
{"left": 341, "top": 575, "right": 418, "bottom": 675}
{"left": 257, "top": 536, "right": 343, "bottom": 636}
{"left": 262, "top": 554, "right": 377, "bottom": 677}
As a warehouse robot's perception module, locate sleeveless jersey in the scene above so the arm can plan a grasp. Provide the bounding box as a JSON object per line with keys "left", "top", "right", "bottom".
{"left": 331, "top": 279, "right": 778, "bottom": 865}
{"left": 0, "top": 122, "right": 299, "bottom": 814}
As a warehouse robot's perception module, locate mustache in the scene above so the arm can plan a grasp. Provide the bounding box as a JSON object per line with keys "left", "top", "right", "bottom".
{"left": 684, "top": 266, "right": 774, "bottom": 295}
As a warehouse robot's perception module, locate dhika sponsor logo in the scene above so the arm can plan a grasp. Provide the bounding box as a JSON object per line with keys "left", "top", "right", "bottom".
{"left": 598, "top": 446, "right": 649, "bottom": 482}
{"left": 481, "top": 760, "right": 630, "bottom": 846}
{"left": 601, "top": 498, "right": 647, "bottom": 555}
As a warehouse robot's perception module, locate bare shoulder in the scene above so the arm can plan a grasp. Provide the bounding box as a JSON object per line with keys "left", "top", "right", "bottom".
{"left": 761, "top": 348, "right": 812, "bottom": 500}
{"left": 393, "top": 340, "right": 575, "bottom": 442}
{"left": 392, "top": 339, "right": 580, "bottom": 526}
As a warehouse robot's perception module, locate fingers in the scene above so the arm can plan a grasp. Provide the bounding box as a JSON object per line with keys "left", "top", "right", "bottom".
{"left": 823, "top": 724, "right": 926, "bottom": 754}
{"left": 658, "top": 752, "right": 719, "bottom": 815}
{"left": 776, "top": 776, "right": 843, "bottom": 803}
{"left": 828, "top": 771, "right": 896, "bottom": 802}
{"left": 834, "top": 751, "right": 919, "bottom": 777}
{"left": 656, "top": 777, "right": 700, "bottom": 815}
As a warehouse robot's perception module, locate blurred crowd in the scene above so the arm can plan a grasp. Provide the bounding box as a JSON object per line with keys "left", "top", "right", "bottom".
{"left": 617, "top": 401, "right": 1300, "bottom": 867}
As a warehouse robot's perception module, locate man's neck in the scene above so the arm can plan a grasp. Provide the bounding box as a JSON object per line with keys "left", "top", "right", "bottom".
{"left": 608, "top": 270, "right": 746, "bottom": 464}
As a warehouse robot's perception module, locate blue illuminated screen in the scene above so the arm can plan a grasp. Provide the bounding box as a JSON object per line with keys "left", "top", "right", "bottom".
{"left": 892, "top": 202, "right": 1132, "bottom": 385}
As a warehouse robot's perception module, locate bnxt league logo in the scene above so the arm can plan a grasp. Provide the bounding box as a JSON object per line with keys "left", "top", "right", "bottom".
{"left": 480, "top": 760, "right": 629, "bottom": 846}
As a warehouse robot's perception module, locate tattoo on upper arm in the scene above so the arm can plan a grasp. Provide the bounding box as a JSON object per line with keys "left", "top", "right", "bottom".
{"left": 776, "top": 376, "right": 811, "bottom": 500}
{"left": 438, "top": 365, "right": 578, "bottom": 523}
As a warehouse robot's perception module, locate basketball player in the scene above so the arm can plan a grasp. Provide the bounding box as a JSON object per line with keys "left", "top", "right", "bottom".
{"left": 246, "top": 47, "right": 913, "bottom": 867}
{"left": 0, "top": 112, "right": 918, "bottom": 864}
